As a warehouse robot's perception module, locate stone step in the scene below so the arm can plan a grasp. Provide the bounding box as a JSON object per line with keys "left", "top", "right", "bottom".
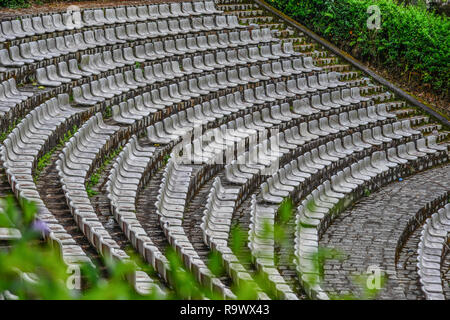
{"left": 385, "top": 101, "right": 408, "bottom": 110}
{"left": 274, "top": 29, "right": 296, "bottom": 37}
{"left": 239, "top": 16, "right": 274, "bottom": 24}
{"left": 393, "top": 108, "right": 418, "bottom": 118}
{"left": 257, "top": 23, "right": 288, "bottom": 31}
{"left": 345, "top": 78, "right": 369, "bottom": 87}
{"left": 321, "top": 64, "right": 352, "bottom": 72}
{"left": 360, "top": 85, "right": 385, "bottom": 95}
{"left": 228, "top": 9, "right": 265, "bottom": 17}
{"left": 217, "top": 3, "right": 259, "bottom": 11}
{"left": 369, "top": 91, "right": 394, "bottom": 103}
{"left": 408, "top": 115, "right": 430, "bottom": 126}
{"left": 415, "top": 123, "right": 442, "bottom": 134}
{"left": 182, "top": 169, "right": 234, "bottom": 288}
{"left": 284, "top": 37, "right": 308, "bottom": 44}
{"left": 316, "top": 57, "right": 340, "bottom": 66}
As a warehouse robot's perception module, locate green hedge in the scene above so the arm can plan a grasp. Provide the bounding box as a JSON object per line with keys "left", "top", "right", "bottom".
{"left": 0, "top": 0, "right": 82, "bottom": 8}
{"left": 0, "top": 0, "right": 30, "bottom": 8}
{"left": 270, "top": 0, "right": 449, "bottom": 97}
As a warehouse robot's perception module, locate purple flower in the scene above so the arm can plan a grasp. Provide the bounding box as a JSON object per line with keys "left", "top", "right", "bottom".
{"left": 31, "top": 219, "right": 50, "bottom": 236}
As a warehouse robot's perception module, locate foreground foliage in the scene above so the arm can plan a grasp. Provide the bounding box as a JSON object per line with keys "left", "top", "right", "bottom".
{"left": 0, "top": 196, "right": 383, "bottom": 299}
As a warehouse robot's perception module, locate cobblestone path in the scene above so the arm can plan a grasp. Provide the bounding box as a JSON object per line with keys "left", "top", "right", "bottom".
{"left": 320, "top": 164, "right": 450, "bottom": 299}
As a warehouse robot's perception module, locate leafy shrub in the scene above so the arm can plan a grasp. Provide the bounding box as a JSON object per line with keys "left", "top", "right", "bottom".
{"left": 270, "top": 0, "right": 449, "bottom": 97}
{"left": 0, "top": 0, "right": 87, "bottom": 7}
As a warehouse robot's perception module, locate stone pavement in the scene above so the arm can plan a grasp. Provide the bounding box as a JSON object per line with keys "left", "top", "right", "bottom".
{"left": 319, "top": 164, "right": 450, "bottom": 299}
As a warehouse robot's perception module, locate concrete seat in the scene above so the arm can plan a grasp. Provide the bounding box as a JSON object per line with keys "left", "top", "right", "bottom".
{"left": 36, "top": 68, "right": 61, "bottom": 87}
{"left": 158, "top": 3, "right": 173, "bottom": 18}
{"left": 127, "top": 6, "right": 146, "bottom": 22}
{"left": 18, "top": 18, "right": 36, "bottom": 37}
{"left": 79, "top": 55, "right": 99, "bottom": 75}
{"left": 11, "top": 19, "right": 30, "bottom": 38}
{"left": 351, "top": 87, "right": 371, "bottom": 103}
{"left": 148, "top": 5, "right": 162, "bottom": 19}
{"left": 392, "top": 121, "right": 412, "bottom": 138}
{"left": 1, "top": 21, "right": 20, "bottom": 40}
{"left": 283, "top": 42, "right": 301, "bottom": 56}
{"left": 170, "top": 2, "right": 189, "bottom": 17}
{"left": 308, "top": 75, "right": 327, "bottom": 91}
{"left": 80, "top": 83, "right": 103, "bottom": 104}
{"left": 303, "top": 57, "right": 322, "bottom": 71}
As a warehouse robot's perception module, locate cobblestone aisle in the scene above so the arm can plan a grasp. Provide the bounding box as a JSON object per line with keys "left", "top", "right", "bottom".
{"left": 320, "top": 164, "right": 450, "bottom": 299}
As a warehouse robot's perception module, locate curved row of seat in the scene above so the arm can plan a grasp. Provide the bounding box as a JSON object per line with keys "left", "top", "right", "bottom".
{"left": 294, "top": 141, "right": 447, "bottom": 299}
{"left": 34, "top": 34, "right": 290, "bottom": 89}
{"left": 0, "top": 78, "right": 33, "bottom": 115}
{"left": 198, "top": 176, "right": 273, "bottom": 298}
{"left": 0, "top": 14, "right": 245, "bottom": 69}
{"left": 144, "top": 81, "right": 378, "bottom": 147}
{"left": 0, "top": 1, "right": 223, "bottom": 43}
{"left": 224, "top": 107, "right": 400, "bottom": 188}
{"left": 248, "top": 195, "right": 299, "bottom": 299}
{"left": 259, "top": 123, "right": 428, "bottom": 204}
{"left": 75, "top": 33, "right": 282, "bottom": 74}
{"left": 417, "top": 204, "right": 450, "bottom": 300}
{"left": 213, "top": 108, "right": 403, "bottom": 214}
{"left": 155, "top": 154, "right": 238, "bottom": 299}
{"left": 69, "top": 45, "right": 301, "bottom": 107}
{"left": 0, "top": 93, "right": 92, "bottom": 273}
{"left": 201, "top": 177, "right": 239, "bottom": 248}
{"left": 223, "top": 116, "right": 427, "bottom": 206}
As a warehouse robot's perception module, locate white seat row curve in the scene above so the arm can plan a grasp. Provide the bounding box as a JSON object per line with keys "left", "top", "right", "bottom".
{"left": 55, "top": 113, "right": 163, "bottom": 295}
{"left": 0, "top": 93, "right": 93, "bottom": 275}
{"left": 1, "top": 13, "right": 264, "bottom": 68}
{"left": 0, "top": 1, "right": 224, "bottom": 42}
{"left": 36, "top": 40, "right": 299, "bottom": 88}
{"left": 198, "top": 176, "right": 273, "bottom": 299}
{"left": 248, "top": 195, "right": 299, "bottom": 299}
{"left": 224, "top": 108, "right": 401, "bottom": 186}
